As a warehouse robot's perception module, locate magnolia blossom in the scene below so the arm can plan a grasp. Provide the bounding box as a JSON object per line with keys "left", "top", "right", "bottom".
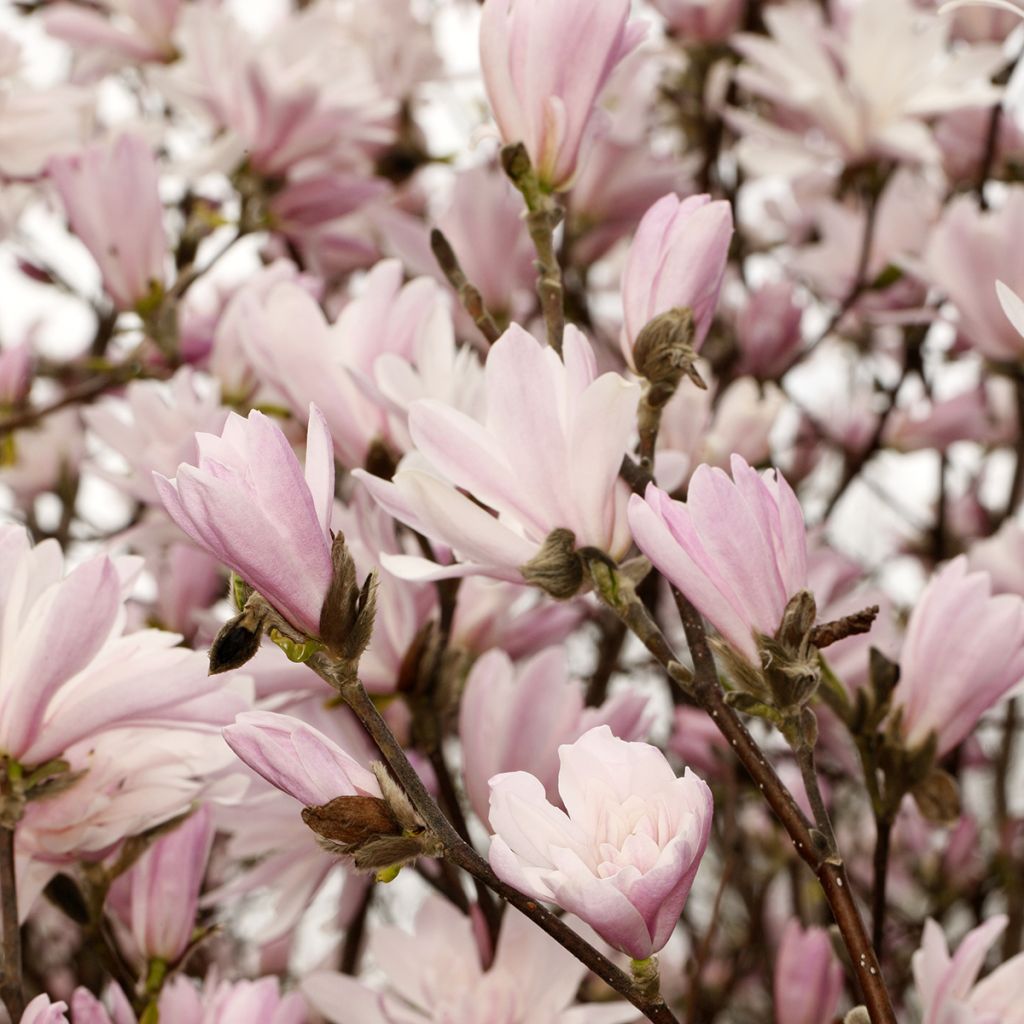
{"left": 458, "top": 647, "right": 649, "bottom": 827}
{"left": 156, "top": 975, "right": 308, "bottom": 1024}
{"left": 735, "top": 282, "right": 804, "bottom": 379}
{"left": 0, "top": 341, "right": 32, "bottom": 406}
{"left": 48, "top": 134, "right": 166, "bottom": 310}
{"left": 653, "top": 0, "right": 745, "bottom": 41}
{"left": 223, "top": 710, "right": 381, "bottom": 807}
{"left": 356, "top": 324, "right": 639, "bottom": 584}
{"left": 44, "top": 1, "right": 183, "bottom": 68}
{"left": 303, "top": 895, "right": 634, "bottom": 1024}
{"left": 0, "top": 524, "right": 235, "bottom": 767}
{"left": 621, "top": 193, "right": 733, "bottom": 362}
{"left": 479, "top": 0, "right": 644, "bottom": 190}
{"left": 628, "top": 455, "right": 808, "bottom": 663}
{"left": 913, "top": 915, "right": 1024, "bottom": 1024}
{"left": 154, "top": 405, "right": 334, "bottom": 637}
{"left": 18, "top": 995, "right": 68, "bottom": 1024}
{"left": 967, "top": 519, "right": 1024, "bottom": 596}
{"left": 488, "top": 725, "right": 713, "bottom": 959}
{"left": 773, "top": 921, "right": 843, "bottom": 1024}
{"left": 890, "top": 557, "right": 1024, "bottom": 756}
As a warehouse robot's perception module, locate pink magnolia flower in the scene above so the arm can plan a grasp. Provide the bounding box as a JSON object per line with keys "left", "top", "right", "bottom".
{"left": 19, "top": 995, "right": 68, "bottom": 1024}
{"left": 223, "top": 710, "right": 381, "bottom": 807}
{"left": 479, "top": 0, "right": 645, "bottom": 191}
{"left": 0, "top": 341, "right": 32, "bottom": 406}
{"left": 488, "top": 725, "right": 713, "bottom": 959}
{"left": 0, "top": 524, "right": 236, "bottom": 767}
{"left": 621, "top": 193, "right": 733, "bottom": 363}
{"left": 157, "top": 975, "right": 307, "bottom": 1024}
{"left": 459, "top": 647, "right": 649, "bottom": 827}
{"left": 890, "top": 557, "right": 1024, "bottom": 756}
{"left": 653, "top": 0, "right": 746, "bottom": 42}
{"left": 126, "top": 805, "right": 214, "bottom": 963}
{"left": 773, "top": 921, "right": 843, "bottom": 1024}
{"left": 70, "top": 986, "right": 136, "bottom": 1024}
{"left": 303, "top": 895, "right": 635, "bottom": 1024}
{"left": 913, "top": 915, "right": 1024, "bottom": 1024}
{"left": 628, "top": 455, "right": 808, "bottom": 663}
{"left": 356, "top": 323, "right": 639, "bottom": 584}
{"left": 967, "top": 520, "right": 1024, "bottom": 596}
{"left": 48, "top": 134, "right": 166, "bottom": 311}
{"left": 735, "top": 282, "right": 804, "bottom": 379}
{"left": 153, "top": 405, "right": 334, "bottom": 637}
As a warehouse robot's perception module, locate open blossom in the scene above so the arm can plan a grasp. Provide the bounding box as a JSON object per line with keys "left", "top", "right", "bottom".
{"left": 48, "top": 134, "right": 166, "bottom": 310}
{"left": 0, "top": 524, "right": 235, "bottom": 767}
{"left": 773, "top": 921, "right": 843, "bottom": 1024}
{"left": 890, "top": 557, "right": 1024, "bottom": 756}
{"left": 628, "top": 455, "right": 808, "bottom": 663}
{"left": 479, "top": 0, "right": 645, "bottom": 190}
{"left": 356, "top": 324, "right": 639, "bottom": 585}
{"left": 223, "top": 710, "right": 381, "bottom": 807}
{"left": 19, "top": 995, "right": 68, "bottom": 1024}
{"left": 458, "top": 647, "right": 649, "bottom": 827}
{"left": 488, "top": 725, "right": 712, "bottom": 959}
{"left": 621, "top": 193, "right": 733, "bottom": 363}
{"left": 153, "top": 405, "right": 334, "bottom": 637}
{"left": 913, "top": 915, "right": 1024, "bottom": 1024}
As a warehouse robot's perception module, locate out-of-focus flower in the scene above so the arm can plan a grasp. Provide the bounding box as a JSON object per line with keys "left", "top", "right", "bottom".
{"left": 935, "top": 106, "right": 1024, "bottom": 184}
{"left": 891, "top": 557, "right": 1024, "bottom": 756}
{"left": 223, "top": 710, "right": 380, "bottom": 807}
{"left": 156, "top": 974, "right": 307, "bottom": 1024}
{"left": 730, "top": 0, "right": 1004, "bottom": 171}
{"left": 18, "top": 995, "right": 68, "bottom": 1024}
{"left": 668, "top": 706, "right": 729, "bottom": 779}
{"left": 913, "top": 914, "right": 1024, "bottom": 1024}
{"left": 882, "top": 384, "right": 1000, "bottom": 452}
{"left": 154, "top": 406, "right": 334, "bottom": 638}
{"left": 0, "top": 341, "right": 32, "bottom": 407}
{"left": 126, "top": 805, "right": 214, "bottom": 963}
{"left": 48, "top": 134, "right": 167, "bottom": 311}
{"left": 653, "top": 0, "right": 746, "bottom": 42}
{"left": 968, "top": 520, "right": 1024, "bottom": 596}
{"left": 998, "top": 280, "right": 1024, "bottom": 340}
{"left": 735, "top": 282, "right": 804, "bottom": 379}
{"left": 70, "top": 986, "right": 136, "bottom": 1024}
{"left": 773, "top": 921, "right": 843, "bottom": 1024}
{"left": 84, "top": 368, "right": 227, "bottom": 505}
{"left": 927, "top": 190, "right": 1024, "bottom": 361}
{"left": 459, "top": 647, "right": 649, "bottom": 827}
{"left": 303, "top": 895, "right": 635, "bottom": 1024}
{"left": 489, "top": 725, "right": 713, "bottom": 959}
{"left": 479, "top": 0, "right": 645, "bottom": 191}
{"left": 621, "top": 193, "right": 733, "bottom": 364}
{"left": 0, "top": 524, "right": 236, "bottom": 767}
{"left": 357, "top": 324, "right": 639, "bottom": 588}
{"left": 629, "top": 455, "right": 807, "bottom": 663}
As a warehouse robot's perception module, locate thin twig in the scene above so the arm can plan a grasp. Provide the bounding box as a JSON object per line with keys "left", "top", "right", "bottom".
{"left": 430, "top": 229, "right": 501, "bottom": 344}
{"left": 0, "top": 822, "right": 24, "bottom": 1021}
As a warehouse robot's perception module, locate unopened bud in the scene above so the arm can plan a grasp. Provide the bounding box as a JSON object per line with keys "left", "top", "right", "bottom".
{"left": 520, "top": 528, "right": 584, "bottom": 599}
{"left": 632, "top": 308, "right": 704, "bottom": 402}
{"left": 319, "top": 532, "right": 378, "bottom": 668}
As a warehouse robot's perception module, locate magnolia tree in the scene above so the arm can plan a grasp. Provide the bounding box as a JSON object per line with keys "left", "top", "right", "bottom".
{"left": 2, "top": 0, "right": 1024, "bottom": 1022}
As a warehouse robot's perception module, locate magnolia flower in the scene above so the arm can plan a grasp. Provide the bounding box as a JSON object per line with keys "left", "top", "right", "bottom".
{"left": 223, "top": 710, "right": 381, "bottom": 807}
{"left": 0, "top": 524, "right": 235, "bottom": 767}
{"left": 488, "top": 725, "right": 712, "bottom": 959}
{"left": 652, "top": 0, "right": 745, "bottom": 41}
{"left": 48, "top": 134, "right": 166, "bottom": 311}
{"left": 459, "top": 647, "right": 649, "bottom": 827}
{"left": 126, "top": 805, "right": 214, "bottom": 963}
{"left": 967, "top": 519, "right": 1024, "bottom": 596}
{"left": 303, "top": 895, "right": 635, "bottom": 1024}
{"left": 621, "top": 193, "right": 733, "bottom": 363}
{"left": 890, "top": 557, "right": 1024, "bottom": 756}
{"left": 19, "top": 995, "right": 68, "bottom": 1024}
{"left": 773, "top": 921, "right": 843, "bottom": 1024}
{"left": 913, "top": 914, "right": 1024, "bottom": 1024}
{"left": 154, "top": 405, "right": 334, "bottom": 637}
{"left": 44, "top": 0, "right": 184, "bottom": 67}
{"left": 0, "top": 341, "right": 32, "bottom": 407}
{"left": 479, "top": 0, "right": 645, "bottom": 190}
{"left": 356, "top": 323, "right": 639, "bottom": 587}
{"left": 735, "top": 282, "right": 804, "bottom": 379}
{"left": 628, "top": 455, "right": 808, "bottom": 663}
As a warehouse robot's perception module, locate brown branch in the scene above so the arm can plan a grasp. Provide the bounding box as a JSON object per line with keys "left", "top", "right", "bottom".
{"left": 0, "top": 822, "right": 24, "bottom": 1021}
{"left": 430, "top": 229, "right": 501, "bottom": 345}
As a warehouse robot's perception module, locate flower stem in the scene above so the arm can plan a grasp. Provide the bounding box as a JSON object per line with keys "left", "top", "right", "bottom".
{"left": 0, "top": 821, "right": 24, "bottom": 1021}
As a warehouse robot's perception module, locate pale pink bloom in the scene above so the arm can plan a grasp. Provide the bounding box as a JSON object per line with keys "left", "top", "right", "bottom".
{"left": 913, "top": 914, "right": 1024, "bottom": 1024}
{"left": 0, "top": 341, "right": 32, "bottom": 406}
{"left": 85, "top": 368, "right": 227, "bottom": 505}
{"left": 892, "top": 557, "right": 1024, "bottom": 756}
{"left": 239, "top": 260, "right": 450, "bottom": 468}
{"left": 936, "top": 106, "right": 1024, "bottom": 184}
{"left": 19, "top": 995, "right": 69, "bottom": 1024}
{"left": 629, "top": 455, "right": 807, "bottom": 663}
{"left": 126, "top": 805, "right": 214, "bottom": 963}
{"left": 479, "top": 0, "right": 645, "bottom": 191}
{"left": 153, "top": 406, "right": 334, "bottom": 637}
{"left": 0, "top": 408, "right": 86, "bottom": 501}
{"left": 735, "top": 282, "right": 804, "bottom": 379}
{"left": 488, "top": 725, "right": 713, "bottom": 959}
{"left": 0, "top": 84, "right": 92, "bottom": 180}
{"left": 967, "top": 520, "right": 1024, "bottom": 596}
{"left": 357, "top": 323, "right": 639, "bottom": 583}
{"left": 668, "top": 706, "right": 729, "bottom": 779}
{"left": 927, "top": 190, "right": 1024, "bottom": 361}
{"left": 48, "top": 134, "right": 167, "bottom": 310}
{"left": 653, "top": 0, "right": 745, "bottom": 41}
{"left": 998, "top": 280, "right": 1024, "bottom": 340}
{"left": 223, "top": 709, "right": 381, "bottom": 807}
{"left": 773, "top": 921, "right": 843, "bottom": 1024}
{"left": 730, "top": 0, "right": 1004, "bottom": 171}
{"left": 459, "top": 648, "right": 649, "bottom": 827}
{"left": 621, "top": 193, "right": 733, "bottom": 363}
{"left": 157, "top": 975, "right": 307, "bottom": 1024}
{"left": 0, "top": 525, "right": 237, "bottom": 766}
{"left": 70, "top": 986, "right": 136, "bottom": 1024}
{"left": 883, "top": 384, "right": 998, "bottom": 451}
{"left": 303, "top": 895, "right": 635, "bottom": 1024}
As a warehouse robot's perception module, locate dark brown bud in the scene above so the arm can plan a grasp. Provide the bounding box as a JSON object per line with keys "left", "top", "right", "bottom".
{"left": 301, "top": 795, "right": 402, "bottom": 849}
{"left": 911, "top": 767, "right": 961, "bottom": 824}
{"left": 632, "top": 308, "right": 704, "bottom": 402}
{"left": 319, "top": 532, "right": 378, "bottom": 667}
{"left": 810, "top": 605, "right": 879, "bottom": 649}
{"left": 520, "top": 528, "right": 584, "bottom": 599}
{"left": 208, "top": 602, "right": 267, "bottom": 674}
